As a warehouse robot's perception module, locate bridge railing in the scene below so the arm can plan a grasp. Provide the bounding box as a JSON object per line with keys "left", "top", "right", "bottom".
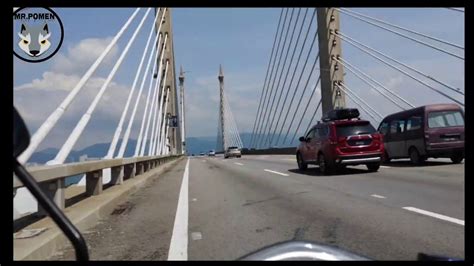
{"left": 14, "top": 154, "right": 182, "bottom": 213}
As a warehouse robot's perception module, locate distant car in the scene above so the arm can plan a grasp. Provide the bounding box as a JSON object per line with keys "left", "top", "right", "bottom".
{"left": 296, "top": 108, "right": 384, "bottom": 175}
{"left": 200, "top": 152, "right": 205, "bottom": 156}
{"left": 208, "top": 150, "right": 216, "bottom": 156}
{"left": 377, "top": 103, "right": 464, "bottom": 164}
{"left": 224, "top": 146, "right": 241, "bottom": 159}
{"left": 191, "top": 154, "right": 195, "bottom": 156}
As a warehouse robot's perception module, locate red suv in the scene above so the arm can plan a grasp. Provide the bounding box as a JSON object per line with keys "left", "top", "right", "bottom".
{"left": 296, "top": 109, "right": 384, "bottom": 175}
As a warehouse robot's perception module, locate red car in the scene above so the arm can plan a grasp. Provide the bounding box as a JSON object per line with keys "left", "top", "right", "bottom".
{"left": 296, "top": 108, "right": 384, "bottom": 175}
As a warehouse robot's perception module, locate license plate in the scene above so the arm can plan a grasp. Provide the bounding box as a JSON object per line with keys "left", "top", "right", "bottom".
{"left": 355, "top": 141, "right": 365, "bottom": 145}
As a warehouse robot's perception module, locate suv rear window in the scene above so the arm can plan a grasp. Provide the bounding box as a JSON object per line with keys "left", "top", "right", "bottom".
{"left": 335, "top": 122, "right": 376, "bottom": 137}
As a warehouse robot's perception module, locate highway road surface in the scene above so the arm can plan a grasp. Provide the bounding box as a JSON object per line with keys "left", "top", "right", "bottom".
{"left": 50, "top": 154, "right": 464, "bottom": 261}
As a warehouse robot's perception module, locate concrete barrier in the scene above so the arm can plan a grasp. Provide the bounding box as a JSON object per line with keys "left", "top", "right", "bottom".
{"left": 14, "top": 156, "right": 184, "bottom": 261}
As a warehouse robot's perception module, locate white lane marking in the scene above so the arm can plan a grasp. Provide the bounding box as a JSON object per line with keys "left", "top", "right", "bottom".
{"left": 191, "top": 198, "right": 197, "bottom": 202}
{"left": 234, "top": 162, "right": 244, "bottom": 166}
{"left": 380, "top": 166, "right": 391, "bottom": 168}
{"left": 168, "top": 159, "right": 189, "bottom": 260}
{"left": 264, "top": 169, "right": 289, "bottom": 176}
{"left": 191, "top": 232, "right": 202, "bottom": 241}
{"left": 371, "top": 194, "right": 386, "bottom": 199}
{"left": 402, "top": 207, "right": 464, "bottom": 226}
{"left": 282, "top": 158, "right": 296, "bottom": 161}
{"left": 202, "top": 160, "right": 206, "bottom": 163}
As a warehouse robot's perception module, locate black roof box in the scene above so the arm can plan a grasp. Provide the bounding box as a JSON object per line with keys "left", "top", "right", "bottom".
{"left": 323, "top": 108, "right": 360, "bottom": 121}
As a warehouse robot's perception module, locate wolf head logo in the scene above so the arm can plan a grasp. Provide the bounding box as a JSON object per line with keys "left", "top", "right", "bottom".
{"left": 18, "top": 23, "right": 51, "bottom": 57}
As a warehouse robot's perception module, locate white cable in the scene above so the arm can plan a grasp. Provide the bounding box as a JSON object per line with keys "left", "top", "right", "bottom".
{"left": 154, "top": 61, "right": 170, "bottom": 154}
{"left": 105, "top": 8, "right": 154, "bottom": 159}
{"left": 333, "top": 57, "right": 411, "bottom": 110}
{"left": 121, "top": 9, "right": 167, "bottom": 157}
{"left": 139, "top": 34, "right": 168, "bottom": 156}
{"left": 335, "top": 84, "right": 379, "bottom": 122}
{"left": 149, "top": 38, "right": 168, "bottom": 155}
{"left": 50, "top": 8, "right": 149, "bottom": 164}
{"left": 158, "top": 86, "right": 170, "bottom": 154}
{"left": 339, "top": 8, "right": 464, "bottom": 50}
{"left": 334, "top": 32, "right": 465, "bottom": 107}
{"left": 18, "top": 8, "right": 141, "bottom": 164}
{"left": 337, "top": 31, "right": 463, "bottom": 96}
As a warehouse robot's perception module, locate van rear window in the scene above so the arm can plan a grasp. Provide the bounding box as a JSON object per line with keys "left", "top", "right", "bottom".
{"left": 428, "top": 111, "right": 464, "bottom": 128}
{"left": 336, "top": 122, "right": 376, "bottom": 137}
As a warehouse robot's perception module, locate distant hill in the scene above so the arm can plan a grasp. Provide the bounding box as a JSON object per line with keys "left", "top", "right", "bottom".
{"left": 29, "top": 139, "right": 149, "bottom": 164}
{"left": 29, "top": 133, "right": 299, "bottom": 164}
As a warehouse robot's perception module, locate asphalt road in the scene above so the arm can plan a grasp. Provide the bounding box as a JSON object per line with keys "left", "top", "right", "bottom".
{"left": 51, "top": 154, "right": 464, "bottom": 261}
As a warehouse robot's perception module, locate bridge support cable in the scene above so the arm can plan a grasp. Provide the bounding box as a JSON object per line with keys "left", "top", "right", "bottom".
{"left": 18, "top": 8, "right": 141, "bottom": 164}
{"left": 257, "top": 9, "right": 296, "bottom": 148}
{"left": 337, "top": 8, "right": 464, "bottom": 60}
{"left": 106, "top": 9, "right": 161, "bottom": 160}
{"left": 339, "top": 8, "right": 464, "bottom": 50}
{"left": 253, "top": 9, "right": 291, "bottom": 148}
{"left": 273, "top": 9, "right": 317, "bottom": 146}
{"left": 336, "top": 82, "right": 381, "bottom": 123}
{"left": 149, "top": 50, "right": 168, "bottom": 156}
{"left": 249, "top": 8, "right": 284, "bottom": 148}
{"left": 50, "top": 8, "right": 152, "bottom": 164}
{"left": 333, "top": 57, "right": 414, "bottom": 110}
{"left": 335, "top": 31, "right": 463, "bottom": 96}
{"left": 280, "top": 52, "right": 320, "bottom": 146}
{"left": 267, "top": 8, "right": 310, "bottom": 147}
{"left": 152, "top": 81, "right": 166, "bottom": 155}
{"left": 119, "top": 11, "right": 167, "bottom": 158}
{"left": 261, "top": 8, "right": 303, "bottom": 148}
{"left": 289, "top": 76, "right": 321, "bottom": 144}
{"left": 303, "top": 98, "right": 322, "bottom": 136}
{"left": 154, "top": 62, "right": 170, "bottom": 154}
{"left": 224, "top": 92, "right": 244, "bottom": 148}
{"left": 139, "top": 34, "right": 168, "bottom": 156}
{"left": 333, "top": 32, "right": 464, "bottom": 106}
{"left": 133, "top": 35, "right": 163, "bottom": 156}
{"left": 338, "top": 82, "right": 384, "bottom": 120}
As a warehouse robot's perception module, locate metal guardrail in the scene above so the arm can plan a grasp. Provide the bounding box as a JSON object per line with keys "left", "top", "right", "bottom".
{"left": 14, "top": 154, "right": 182, "bottom": 212}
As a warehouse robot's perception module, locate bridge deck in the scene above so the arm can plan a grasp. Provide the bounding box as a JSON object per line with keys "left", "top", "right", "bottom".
{"left": 48, "top": 155, "right": 463, "bottom": 260}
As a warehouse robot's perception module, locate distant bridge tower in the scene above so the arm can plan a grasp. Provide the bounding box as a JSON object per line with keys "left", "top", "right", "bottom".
{"left": 216, "top": 65, "right": 226, "bottom": 152}
{"left": 216, "top": 65, "right": 244, "bottom": 152}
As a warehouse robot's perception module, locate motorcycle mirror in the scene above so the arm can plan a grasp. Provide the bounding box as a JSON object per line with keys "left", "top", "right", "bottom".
{"left": 299, "top": 136, "right": 306, "bottom": 142}
{"left": 13, "top": 107, "right": 30, "bottom": 158}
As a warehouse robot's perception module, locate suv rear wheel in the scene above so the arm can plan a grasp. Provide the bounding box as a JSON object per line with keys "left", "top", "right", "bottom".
{"left": 297, "top": 153, "right": 308, "bottom": 170}
{"left": 450, "top": 153, "right": 463, "bottom": 164}
{"left": 318, "top": 153, "right": 333, "bottom": 175}
{"left": 366, "top": 163, "right": 380, "bottom": 172}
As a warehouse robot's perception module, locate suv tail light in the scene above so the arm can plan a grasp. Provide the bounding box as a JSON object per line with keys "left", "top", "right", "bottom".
{"left": 337, "top": 136, "right": 346, "bottom": 144}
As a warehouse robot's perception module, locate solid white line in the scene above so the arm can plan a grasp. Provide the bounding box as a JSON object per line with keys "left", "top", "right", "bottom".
{"left": 403, "top": 206, "right": 464, "bottom": 226}
{"left": 380, "top": 166, "right": 391, "bottom": 168}
{"left": 282, "top": 158, "right": 296, "bottom": 161}
{"left": 371, "top": 194, "right": 386, "bottom": 199}
{"left": 168, "top": 159, "right": 189, "bottom": 260}
{"left": 234, "top": 162, "right": 244, "bottom": 166}
{"left": 264, "top": 169, "right": 289, "bottom": 176}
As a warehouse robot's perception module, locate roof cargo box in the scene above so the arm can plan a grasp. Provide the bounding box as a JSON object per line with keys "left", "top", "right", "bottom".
{"left": 323, "top": 108, "right": 360, "bottom": 121}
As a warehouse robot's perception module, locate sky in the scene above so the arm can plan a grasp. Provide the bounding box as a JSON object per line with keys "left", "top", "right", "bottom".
{"left": 13, "top": 7, "right": 465, "bottom": 153}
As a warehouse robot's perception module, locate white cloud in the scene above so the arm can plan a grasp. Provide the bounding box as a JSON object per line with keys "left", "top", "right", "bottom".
{"left": 13, "top": 36, "right": 150, "bottom": 151}
{"left": 51, "top": 37, "right": 119, "bottom": 75}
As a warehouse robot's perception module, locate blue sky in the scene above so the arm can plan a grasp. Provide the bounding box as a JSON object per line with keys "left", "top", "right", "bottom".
{"left": 13, "top": 8, "right": 464, "bottom": 152}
